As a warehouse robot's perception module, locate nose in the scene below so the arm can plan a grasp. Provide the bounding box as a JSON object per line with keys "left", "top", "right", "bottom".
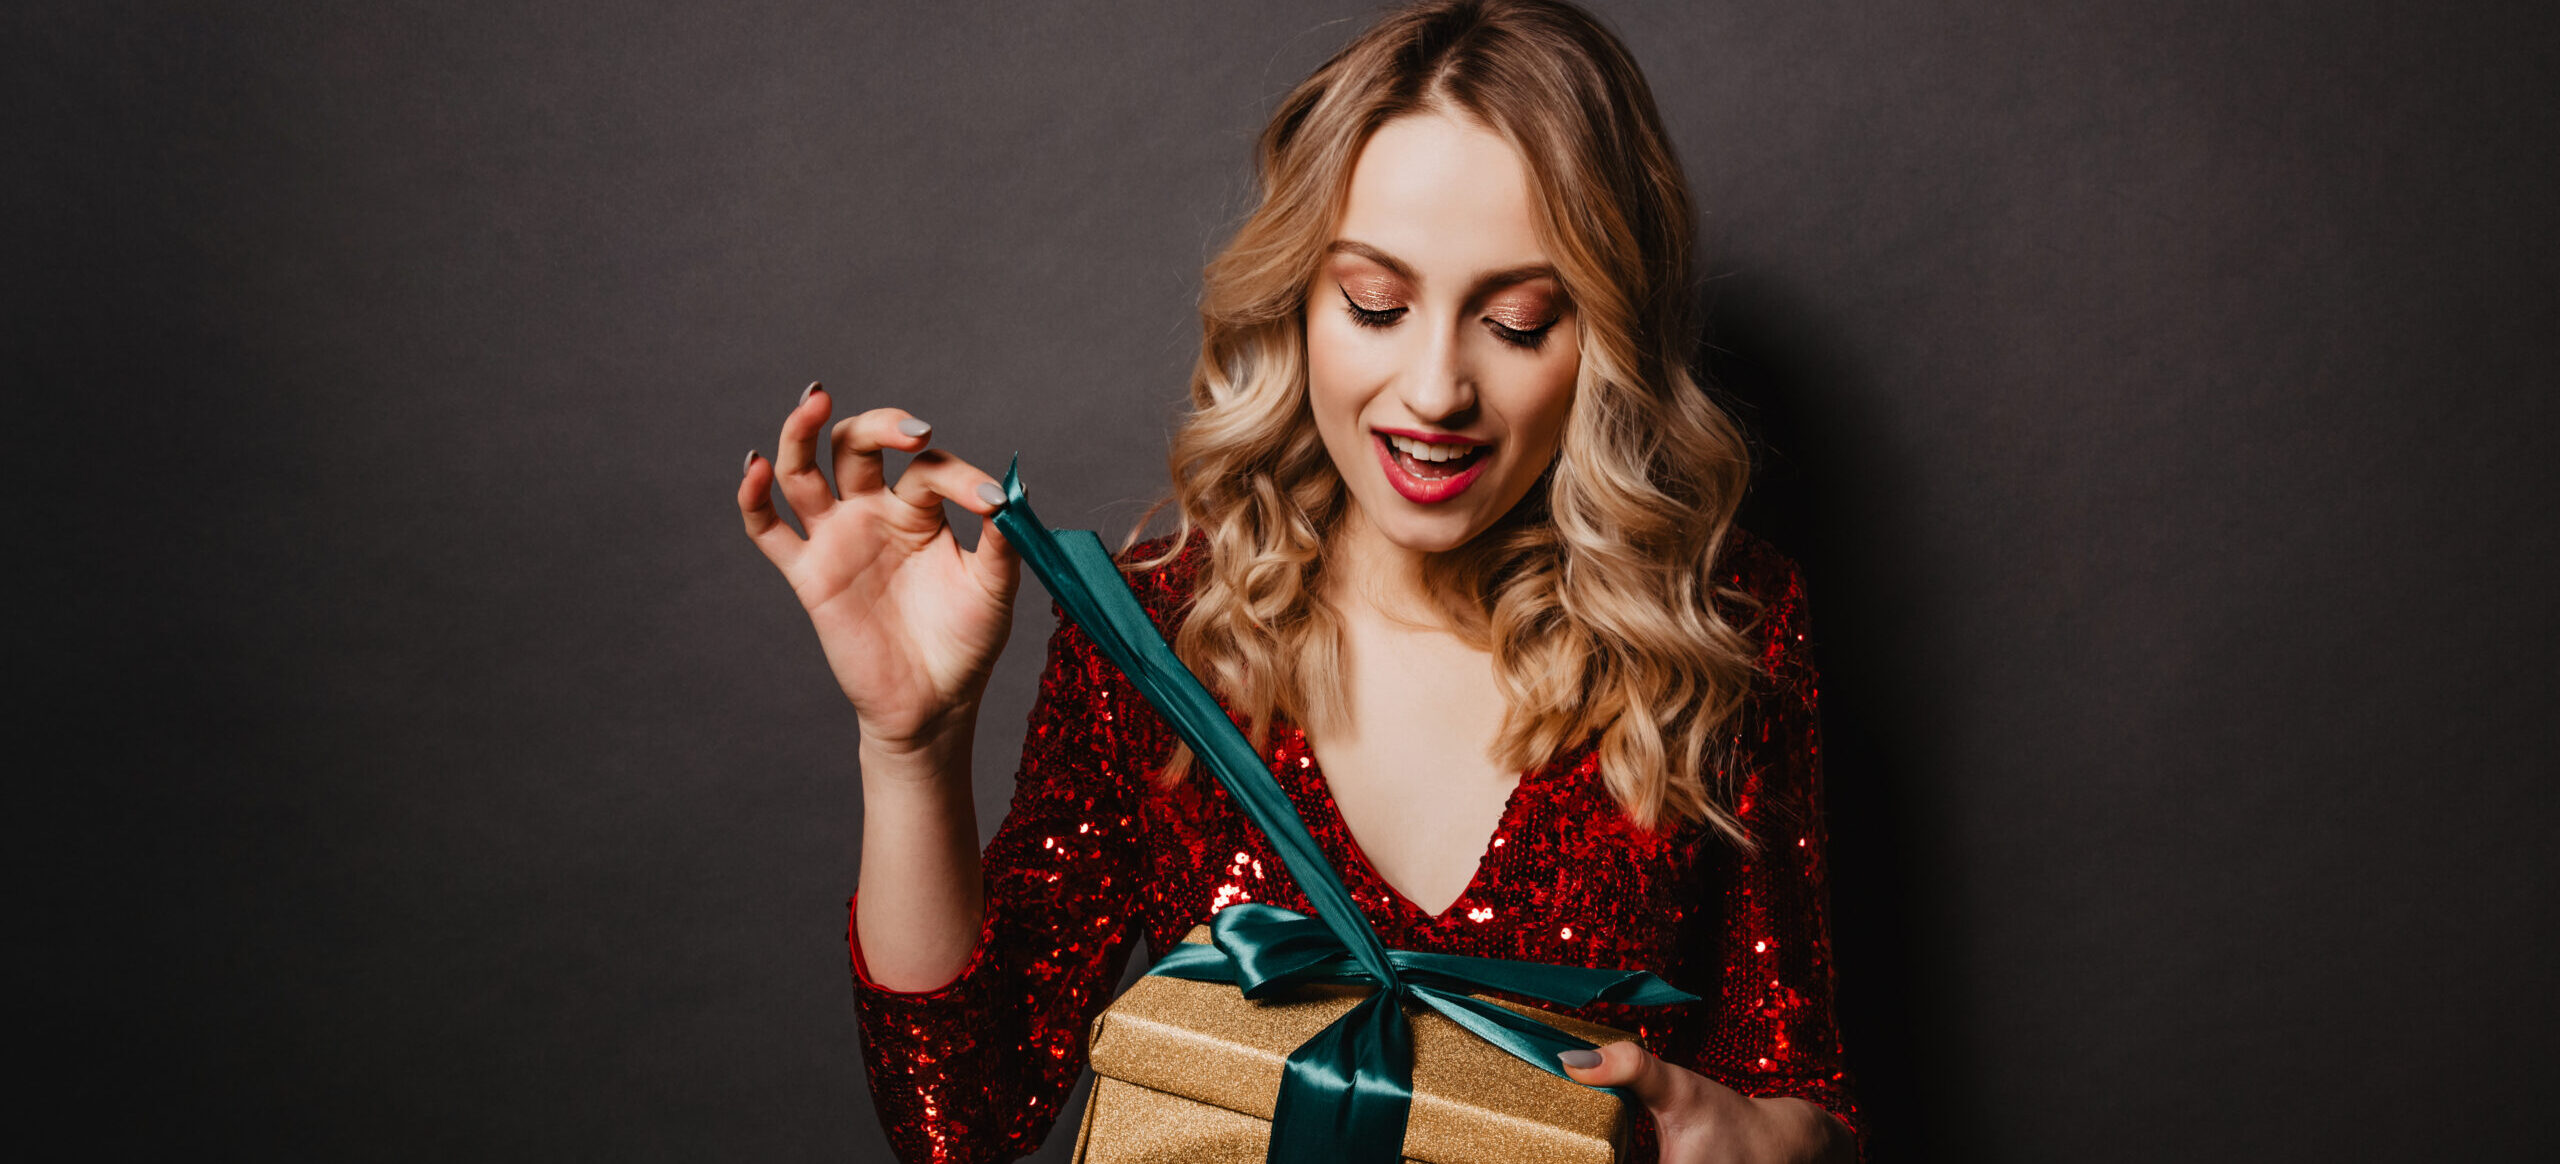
{"left": 1397, "top": 320, "right": 1477, "bottom": 425}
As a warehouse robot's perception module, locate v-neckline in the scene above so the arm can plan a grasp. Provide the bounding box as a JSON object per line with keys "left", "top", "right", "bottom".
{"left": 1275, "top": 718, "right": 1547, "bottom": 923}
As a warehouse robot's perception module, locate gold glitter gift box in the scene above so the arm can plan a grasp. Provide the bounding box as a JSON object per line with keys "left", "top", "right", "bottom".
{"left": 1071, "top": 925, "right": 1642, "bottom": 1164}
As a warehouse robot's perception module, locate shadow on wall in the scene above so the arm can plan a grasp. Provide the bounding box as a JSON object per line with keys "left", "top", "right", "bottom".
{"left": 1701, "top": 270, "right": 1978, "bottom": 1159}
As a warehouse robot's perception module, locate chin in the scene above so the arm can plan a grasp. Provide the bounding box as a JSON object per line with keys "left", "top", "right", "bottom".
{"left": 1375, "top": 516, "right": 1480, "bottom": 554}
{"left": 1359, "top": 488, "right": 1521, "bottom": 554}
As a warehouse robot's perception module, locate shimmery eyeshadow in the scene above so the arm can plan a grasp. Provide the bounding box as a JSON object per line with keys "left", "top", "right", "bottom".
{"left": 1338, "top": 274, "right": 1404, "bottom": 311}
{"left": 1484, "top": 291, "right": 1561, "bottom": 334}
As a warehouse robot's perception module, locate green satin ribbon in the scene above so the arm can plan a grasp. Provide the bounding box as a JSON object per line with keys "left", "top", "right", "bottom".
{"left": 990, "top": 459, "right": 1696, "bottom": 1164}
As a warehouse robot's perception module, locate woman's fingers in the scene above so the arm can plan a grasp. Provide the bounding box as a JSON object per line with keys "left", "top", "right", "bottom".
{"left": 738, "top": 451, "right": 801, "bottom": 569}
{"left": 771, "top": 382, "right": 838, "bottom": 521}
{"left": 832, "top": 407, "right": 933, "bottom": 497}
{"left": 891, "top": 453, "right": 1020, "bottom": 599}
{"left": 745, "top": 385, "right": 1011, "bottom": 599}
{"left": 1559, "top": 1041, "right": 1694, "bottom": 1114}
{"left": 967, "top": 483, "right": 1022, "bottom": 599}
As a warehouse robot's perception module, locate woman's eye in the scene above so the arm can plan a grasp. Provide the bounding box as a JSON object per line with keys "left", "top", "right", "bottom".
{"left": 1487, "top": 319, "right": 1553, "bottom": 351}
{"left": 1340, "top": 288, "right": 1406, "bottom": 329}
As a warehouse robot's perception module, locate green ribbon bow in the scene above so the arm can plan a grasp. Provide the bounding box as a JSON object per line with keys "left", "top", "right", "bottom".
{"left": 990, "top": 459, "right": 1696, "bottom": 1164}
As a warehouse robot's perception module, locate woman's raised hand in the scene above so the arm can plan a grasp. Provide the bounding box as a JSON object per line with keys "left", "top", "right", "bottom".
{"left": 739, "top": 384, "right": 1022, "bottom": 760}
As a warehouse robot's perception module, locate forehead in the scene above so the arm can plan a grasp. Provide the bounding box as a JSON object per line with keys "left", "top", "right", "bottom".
{"left": 1334, "top": 109, "right": 1550, "bottom": 280}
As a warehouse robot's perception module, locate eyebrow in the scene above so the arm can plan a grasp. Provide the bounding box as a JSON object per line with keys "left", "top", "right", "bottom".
{"left": 1325, "top": 239, "right": 1560, "bottom": 297}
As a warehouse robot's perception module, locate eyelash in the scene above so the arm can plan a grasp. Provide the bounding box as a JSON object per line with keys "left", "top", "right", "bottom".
{"left": 1338, "top": 288, "right": 1554, "bottom": 351}
{"left": 1341, "top": 290, "right": 1406, "bottom": 330}
{"left": 1488, "top": 319, "right": 1552, "bottom": 352}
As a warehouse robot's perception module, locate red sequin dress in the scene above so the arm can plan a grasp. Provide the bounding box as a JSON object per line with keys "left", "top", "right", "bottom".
{"left": 846, "top": 531, "right": 1860, "bottom": 1162}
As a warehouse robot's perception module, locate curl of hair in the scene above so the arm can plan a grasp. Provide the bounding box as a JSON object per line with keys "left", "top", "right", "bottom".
{"left": 1126, "top": 0, "right": 1765, "bottom": 846}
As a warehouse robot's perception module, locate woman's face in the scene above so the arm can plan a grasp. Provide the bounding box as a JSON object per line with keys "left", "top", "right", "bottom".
{"left": 1306, "top": 108, "right": 1581, "bottom": 555}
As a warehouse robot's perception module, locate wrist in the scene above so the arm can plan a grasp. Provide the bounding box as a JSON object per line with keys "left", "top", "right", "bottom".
{"left": 857, "top": 715, "right": 976, "bottom": 784}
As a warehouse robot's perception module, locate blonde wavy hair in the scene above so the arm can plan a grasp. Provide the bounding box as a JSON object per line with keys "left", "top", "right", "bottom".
{"left": 1130, "top": 0, "right": 1766, "bottom": 843}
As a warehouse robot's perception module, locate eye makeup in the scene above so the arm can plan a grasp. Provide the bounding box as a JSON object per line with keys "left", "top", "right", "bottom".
{"left": 1482, "top": 289, "right": 1559, "bottom": 334}
{"left": 1341, "top": 286, "right": 1407, "bottom": 329}
{"left": 1323, "top": 246, "right": 1569, "bottom": 351}
{"left": 1485, "top": 317, "right": 1554, "bottom": 351}
{"left": 1482, "top": 287, "right": 1562, "bottom": 350}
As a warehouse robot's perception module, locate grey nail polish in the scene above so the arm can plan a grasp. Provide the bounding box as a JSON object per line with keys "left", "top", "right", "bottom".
{"left": 898, "top": 418, "right": 932, "bottom": 437}
{"left": 800, "top": 382, "right": 821, "bottom": 403}
{"left": 1558, "top": 1049, "right": 1602, "bottom": 1069}
{"left": 976, "top": 483, "right": 1005, "bottom": 507}
{"left": 742, "top": 450, "right": 757, "bottom": 474}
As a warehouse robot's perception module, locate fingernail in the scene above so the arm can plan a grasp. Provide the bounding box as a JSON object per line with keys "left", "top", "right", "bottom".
{"left": 898, "top": 418, "right": 932, "bottom": 437}
{"left": 742, "top": 449, "right": 757, "bottom": 475}
{"left": 800, "top": 381, "right": 821, "bottom": 403}
{"left": 1558, "top": 1049, "right": 1602, "bottom": 1069}
{"left": 976, "top": 483, "right": 1005, "bottom": 507}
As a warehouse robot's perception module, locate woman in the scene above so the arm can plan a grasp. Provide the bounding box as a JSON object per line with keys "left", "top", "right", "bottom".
{"left": 738, "top": 2, "right": 1859, "bottom": 1160}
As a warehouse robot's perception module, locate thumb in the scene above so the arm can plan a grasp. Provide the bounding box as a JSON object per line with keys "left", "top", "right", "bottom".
{"left": 1558, "top": 1040, "right": 1687, "bottom": 1111}
{"left": 967, "top": 484, "right": 1022, "bottom": 599}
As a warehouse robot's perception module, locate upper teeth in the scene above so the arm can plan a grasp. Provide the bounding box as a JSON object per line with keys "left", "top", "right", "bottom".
{"left": 1387, "top": 434, "right": 1476, "bottom": 462}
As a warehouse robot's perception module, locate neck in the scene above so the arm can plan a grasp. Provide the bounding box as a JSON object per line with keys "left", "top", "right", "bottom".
{"left": 1326, "top": 502, "right": 1446, "bottom": 631}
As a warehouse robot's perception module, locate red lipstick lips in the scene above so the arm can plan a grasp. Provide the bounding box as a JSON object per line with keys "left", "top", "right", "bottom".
{"left": 1372, "top": 428, "right": 1491, "bottom": 504}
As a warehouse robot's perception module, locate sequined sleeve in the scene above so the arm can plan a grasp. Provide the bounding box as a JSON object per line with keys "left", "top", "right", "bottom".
{"left": 845, "top": 605, "right": 1148, "bottom": 1164}
{"left": 1689, "top": 551, "right": 1864, "bottom": 1149}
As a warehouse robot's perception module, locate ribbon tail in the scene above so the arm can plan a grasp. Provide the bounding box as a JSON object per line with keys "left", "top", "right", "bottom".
{"left": 1405, "top": 986, "right": 1635, "bottom": 1104}
{"left": 1391, "top": 948, "right": 1699, "bottom": 1007}
{"left": 1268, "top": 989, "right": 1414, "bottom": 1164}
{"left": 1407, "top": 985, "right": 1591, "bottom": 1072}
{"left": 1408, "top": 986, "right": 1645, "bottom": 1107}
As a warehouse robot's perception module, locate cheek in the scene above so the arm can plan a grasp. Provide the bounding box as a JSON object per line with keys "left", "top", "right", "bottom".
{"left": 1304, "top": 309, "right": 1385, "bottom": 428}
{"left": 1506, "top": 331, "right": 1582, "bottom": 454}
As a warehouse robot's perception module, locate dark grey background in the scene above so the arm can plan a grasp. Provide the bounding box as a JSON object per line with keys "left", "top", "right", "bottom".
{"left": 15, "top": 1, "right": 2556, "bottom": 1159}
